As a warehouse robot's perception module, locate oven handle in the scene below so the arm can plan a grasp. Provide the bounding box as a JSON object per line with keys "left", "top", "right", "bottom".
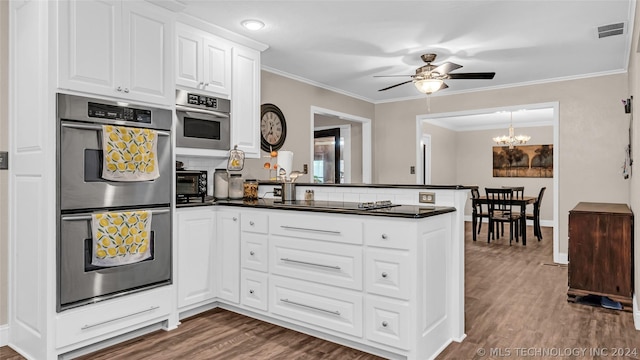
{"left": 175, "top": 105, "right": 230, "bottom": 118}
{"left": 61, "top": 208, "right": 170, "bottom": 221}
{"left": 61, "top": 122, "right": 170, "bottom": 137}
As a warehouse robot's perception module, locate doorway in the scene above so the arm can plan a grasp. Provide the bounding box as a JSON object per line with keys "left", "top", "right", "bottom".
{"left": 314, "top": 128, "right": 342, "bottom": 184}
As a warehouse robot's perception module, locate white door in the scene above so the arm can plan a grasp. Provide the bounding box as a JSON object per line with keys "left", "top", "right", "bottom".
{"left": 231, "top": 45, "right": 261, "bottom": 157}
{"left": 177, "top": 209, "right": 216, "bottom": 308}
{"left": 121, "top": 1, "right": 173, "bottom": 105}
{"left": 203, "top": 36, "right": 231, "bottom": 96}
{"left": 216, "top": 210, "right": 241, "bottom": 303}
{"left": 176, "top": 26, "right": 203, "bottom": 90}
{"left": 58, "top": 0, "right": 120, "bottom": 95}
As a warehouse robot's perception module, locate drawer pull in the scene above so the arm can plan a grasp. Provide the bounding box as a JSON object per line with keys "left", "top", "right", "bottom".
{"left": 381, "top": 272, "right": 388, "bottom": 278}
{"left": 280, "top": 298, "right": 341, "bottom": 316}
{"left": 249, "top": 289, "right": 255, "bottom": 294}
{"left": 249, "top": 221, "right": 255, "bottom": 226}
{"left": 382, "top": 321, "right": 388, "bottom": 327}
{"left": 281, "top": 258, "right": 341, "bottom": 270}
{"left": 250, "top": 251, "right": 255, "bottom": 256}
{"left": 233, "top": 217, "right": 238, "bottom": 221}
{"left": 381, "top": 233, "right": 388, "bottom": 239}
{"left": 280, "top": 225, "right": 341, "bottom": 235}
{"left": 81, "top": 306, "right": 160, "bottom": 330}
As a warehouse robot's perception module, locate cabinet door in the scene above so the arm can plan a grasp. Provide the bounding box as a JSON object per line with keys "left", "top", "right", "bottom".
{"left": 176, "top": 26, "right": 203, "bottom": 90}
{"left": 58, "top": 0, "right": 121, "bottom": 95}
{"left": 217, "top": 210, "right": 241, "bottom": 303}
{"left": 203, "top": 36, "right": 231, "bottom": 96}
{"left": 231, "top": 45, "right": 261, "bottom": 158}
{"left": 121, "top": 1, "right": 173, "bottom": 105}
{"left": 177, "top": 209, "right": 216, "bottom": 308}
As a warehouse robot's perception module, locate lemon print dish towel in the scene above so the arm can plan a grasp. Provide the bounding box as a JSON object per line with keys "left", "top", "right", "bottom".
{"left": 102, "top": 125, "right": 159, "bottom": 181}
{"left": 91, "top": 211, "right": 152, "bottom": 267}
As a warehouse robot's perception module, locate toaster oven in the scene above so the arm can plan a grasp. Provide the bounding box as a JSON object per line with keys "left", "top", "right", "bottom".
{"left": 176, "top": 170, "right": 207, "bottom": 203}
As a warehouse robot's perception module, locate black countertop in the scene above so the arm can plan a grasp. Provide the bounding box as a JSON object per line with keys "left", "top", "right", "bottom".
{"left": 256, "top": 181, "right": 475, "bottom": 190}
{"left": 201, "top": 199, "right": 456, "bottom": 219}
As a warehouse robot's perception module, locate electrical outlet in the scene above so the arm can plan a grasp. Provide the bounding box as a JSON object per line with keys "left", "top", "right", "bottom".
{"left": 419, "top": 192, "right": 435, "bottom": 204}
{"left": 410, "top": 166, "right": 415, "bottom": 174}
{"left": 303, "top": 164, "right": 308, "bottom": 174}
{"left": 0, "top": 151, "right": 7, "bottom": 170}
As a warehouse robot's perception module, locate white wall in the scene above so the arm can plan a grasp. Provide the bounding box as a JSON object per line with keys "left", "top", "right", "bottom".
{"left": 375, "top": 74, "right": 630, "bottom": 260}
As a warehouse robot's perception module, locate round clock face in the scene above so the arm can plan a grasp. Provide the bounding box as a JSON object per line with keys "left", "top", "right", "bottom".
{"left": 260, "top": 104, "right": 287, "bottom": 152}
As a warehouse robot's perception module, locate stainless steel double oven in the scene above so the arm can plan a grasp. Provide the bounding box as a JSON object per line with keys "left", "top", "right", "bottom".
{"left": 57, "top": 94, "right": 172, "bottom": 311}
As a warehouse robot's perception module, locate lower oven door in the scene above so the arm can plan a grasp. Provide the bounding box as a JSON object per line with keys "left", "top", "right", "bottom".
{"left": 58, "top": 207, "right": 172, "bottom": 311}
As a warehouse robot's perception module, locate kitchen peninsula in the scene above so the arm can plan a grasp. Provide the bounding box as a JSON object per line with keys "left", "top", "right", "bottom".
{"left": 175, "top": 184, "right": 469, "bottom": 360}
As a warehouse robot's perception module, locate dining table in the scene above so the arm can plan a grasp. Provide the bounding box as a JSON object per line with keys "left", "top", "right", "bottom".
{"left": 472, "top": 195, "right": 537, "bottom": 245}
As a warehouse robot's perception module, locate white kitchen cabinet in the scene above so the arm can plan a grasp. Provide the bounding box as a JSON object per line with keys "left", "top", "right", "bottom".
{"left": 216, "top": 209, "right": 241, "bottom": 303}
{"left": 231, "top": 45, "right": 261, "bottom": 158}
{"left": 176, "top": 23, "right": 231, "bottom": 96}
{"left": 241, "top": 269, "right": 269, "bottom": 312}
{"left": 58, "top": 0, "right": 173, "bottom": 105}
{"left": 176, "top": 208, "right": 217, "bottom": 309}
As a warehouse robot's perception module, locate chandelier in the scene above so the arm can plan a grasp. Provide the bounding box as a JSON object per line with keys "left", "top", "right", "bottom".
{"left": 492, "top": 112, "right": 530, "bottom": 149}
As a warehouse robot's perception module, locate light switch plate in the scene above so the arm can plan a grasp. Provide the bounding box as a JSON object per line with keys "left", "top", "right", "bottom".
{"left": 0, "top": 151, "right": 7, "bottom": 170}
{"left": 419, "top": 192, "right": 435, "bottom": 204}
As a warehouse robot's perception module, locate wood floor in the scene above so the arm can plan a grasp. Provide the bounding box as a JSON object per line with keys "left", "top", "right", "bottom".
{"left": 2, "top": 223, "right": 639, "bottom": 359}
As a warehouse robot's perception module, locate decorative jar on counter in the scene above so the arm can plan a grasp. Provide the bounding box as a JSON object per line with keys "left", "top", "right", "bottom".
{"left": 228, "top": 173, "right": 244, "bottom": 199}
{"left": 243, "top": 179, "right": 259, "bottom": 200}
{"left": 214, "top": 169, "right": 228, "bottom": 199}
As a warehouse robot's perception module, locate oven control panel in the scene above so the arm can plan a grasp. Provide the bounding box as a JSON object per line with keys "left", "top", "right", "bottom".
{"left": 88, "top": 102, "right": 152, "bottom": 123}
{"left": 187, "top": 93, "right": 220, "bottom": 109}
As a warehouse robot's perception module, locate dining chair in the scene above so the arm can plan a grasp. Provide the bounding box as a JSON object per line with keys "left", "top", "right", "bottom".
{"left": 526, "top": 187, "right": 546, "bottom": 241}
{"left": 503, "top": 186, "right": 524, "bottom": 237}
{"left": 470, "top": 187, "right": 489, "bottom": 241}
{"left": 485, "top": 187, "right": 522, "bottom": 244}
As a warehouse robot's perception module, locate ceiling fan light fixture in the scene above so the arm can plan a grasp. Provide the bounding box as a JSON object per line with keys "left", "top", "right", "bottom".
{"left": 414, "top": 79, "right": 443, "bottom": 94}
{"left": 241, "top": 19, "right": 265, "bottom": 31}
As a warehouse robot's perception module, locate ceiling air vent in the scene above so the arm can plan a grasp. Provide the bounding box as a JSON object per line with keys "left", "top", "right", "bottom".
{"left": 598, "top": 23, "right": 625, "bottom": 38}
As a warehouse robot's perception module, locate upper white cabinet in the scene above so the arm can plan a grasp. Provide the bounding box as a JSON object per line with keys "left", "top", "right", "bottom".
{"left": 231, "top": 45, "right": 261, "bottom": 158}
{"left": 176, "top": 24, "right": 231, "bottom": 96}
{"left": 58, "top": 0, "right": 173, "bottom": 105}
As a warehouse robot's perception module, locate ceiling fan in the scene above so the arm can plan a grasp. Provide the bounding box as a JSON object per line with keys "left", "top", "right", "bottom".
{"left": 376, "top": 53, "right": 495, "bottom": 94}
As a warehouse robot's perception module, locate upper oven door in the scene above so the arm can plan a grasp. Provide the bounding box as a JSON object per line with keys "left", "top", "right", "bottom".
{"left": 175, "top": 106, "right": 230, "bottom": 150}
{"left": 59, "top": 121, "right": 172, "bottom": 211}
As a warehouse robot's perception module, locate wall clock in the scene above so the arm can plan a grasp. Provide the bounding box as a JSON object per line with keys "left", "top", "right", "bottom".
{"left": 260, "top": 103, "right": 287, "bottom": 152}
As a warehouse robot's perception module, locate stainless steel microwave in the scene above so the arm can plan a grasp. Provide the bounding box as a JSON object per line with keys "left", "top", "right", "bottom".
{"left": 175, "top": 89, "right": 230, "bottom": 150}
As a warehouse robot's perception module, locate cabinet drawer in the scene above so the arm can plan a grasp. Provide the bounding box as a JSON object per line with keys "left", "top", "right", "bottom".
{"left": 56, "top": 286, "right": 172, "bottom": 348}
{"left": 364, "top": 220, "right": 414, "bottom": 250}
{"left": 241, "top": 233, "right": 268, "bottom": 272}
{"left": 241, "top": 269, "right": 268, "bottom": 312}
{"left": 365, "top": 248, "right": 411, "bottom": 300}
{"left": 271, "top": 276, "right": 362, "bottom": 337}
{"left": 241, "top": 212, "right": 268, "bottom": 234}
{"left": 270, "top": 213, "right": 362, "bottom": 244}
{"left": 365, "top": 296, "right": 409, "bottom": 350}
{"left": 271, "top": 236, "right": 362, "bottom": 290}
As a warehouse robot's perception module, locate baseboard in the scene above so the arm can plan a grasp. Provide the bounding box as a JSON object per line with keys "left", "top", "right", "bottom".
{"left": 463, "top": 217, "right": 552, "bottom": 228}
{"left": 634, "top": 294, "right": 640, "bottom": 330}
{"left": 0, "top": 323, "right": 8, "bottom": 346}
{"left": 554, "top": 252, "right": 568, "bottom": 264}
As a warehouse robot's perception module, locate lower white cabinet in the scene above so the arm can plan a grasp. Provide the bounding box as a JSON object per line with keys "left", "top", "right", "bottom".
{"left": 56, "top": 286, "right": 172, "bottom": 349}
{"left": 216, "top": 209, "right": 241, "bottom": 303}
{"left": 177, "top": 208, "right": 216, "bottom": 309}
{"left": 241, "top": 269, "right": 269, "bottom": 312}
{"left": 270, "top": 275, "right": 363, "bottom": 337}
{"left": 365, "top": 296, "right": 410, "bottom": 350}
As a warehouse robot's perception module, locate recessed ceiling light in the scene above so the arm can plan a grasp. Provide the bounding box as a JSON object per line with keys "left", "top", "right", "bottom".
{"left": 242, "top": 19, "right": 265, "bottom": 31}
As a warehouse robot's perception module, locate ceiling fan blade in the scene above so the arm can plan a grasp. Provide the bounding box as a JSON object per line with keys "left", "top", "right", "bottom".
{"left": 431, "top": 62, "right": 462, "bottom": 75}
{"left": 378, "top": 80, "right": 413, "bottom": 91}
{"left": 447, "top": 72, "right": 495, "bottom": 79}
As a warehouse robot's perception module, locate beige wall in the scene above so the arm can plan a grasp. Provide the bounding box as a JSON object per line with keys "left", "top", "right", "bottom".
{"left": 376, "top": 74, "right": 630, "bottom": 257}
{"left": 454, "top": 126, "right": 554, "bottom": 221}
{"left": 241, "top": 71, "right": 374, "bottom": 182}
{"left": 1, "top": 0, "right": 8, "bottom": 327}
{"left": 314, "top": 114, "right": 363, "bottom": 183}
{"left": 628, "top": 0, "right": 640, "bottom": 317}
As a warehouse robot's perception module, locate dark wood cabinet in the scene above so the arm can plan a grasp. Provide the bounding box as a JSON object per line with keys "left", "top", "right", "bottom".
{"left": 567, "top": 202, "right": 633, "bottom": 310}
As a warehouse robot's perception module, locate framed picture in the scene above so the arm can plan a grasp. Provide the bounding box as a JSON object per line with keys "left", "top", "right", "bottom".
{"left": 493, "top": 144, "right": 553, "bottom": 178}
